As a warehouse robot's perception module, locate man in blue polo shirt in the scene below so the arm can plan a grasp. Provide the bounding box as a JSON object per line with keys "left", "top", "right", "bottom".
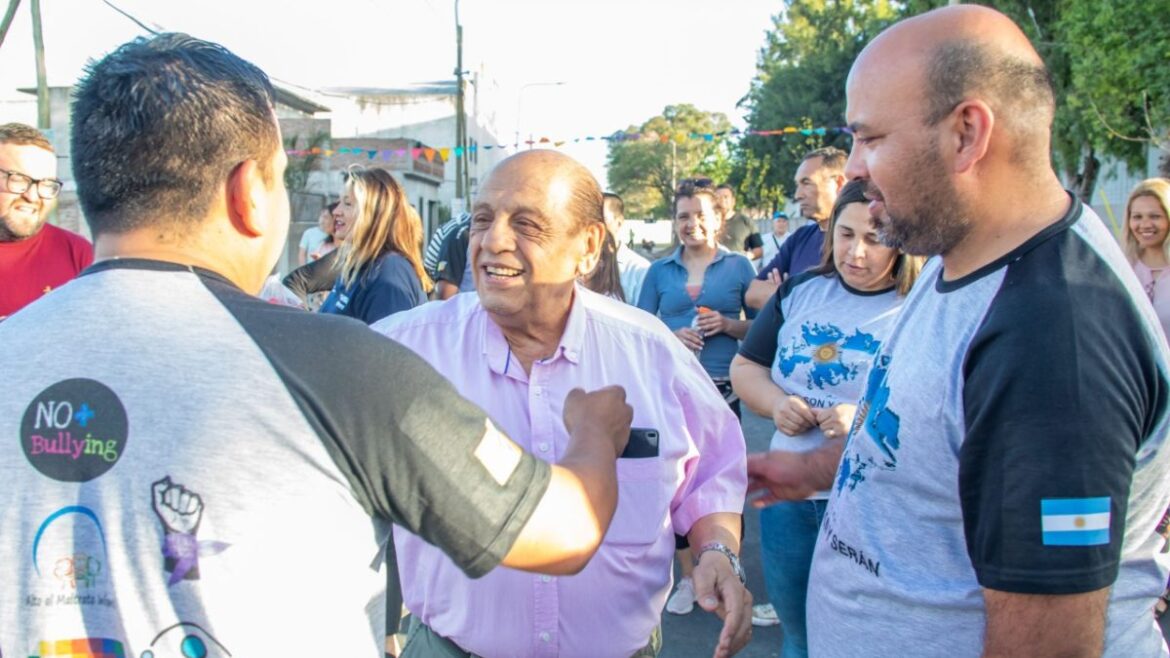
{"left": 745, "top": 148, "right": 845, "bottom": 309}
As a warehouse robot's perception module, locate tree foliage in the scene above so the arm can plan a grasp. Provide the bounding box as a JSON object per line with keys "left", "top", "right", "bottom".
{"left": 735, "top": 0, "right": 1168, "bottom": 206}
{"left": 1057, "top": 0, "right": 1170, "bottom": 180}
{"left": 605, "top": 104, "right": 733, "bottom": 219}
{"left": 732, "top": 0, "right": 898, "bottom": 212}
{"left": 907, "top": 0, "right": 1170, "bottom": 197}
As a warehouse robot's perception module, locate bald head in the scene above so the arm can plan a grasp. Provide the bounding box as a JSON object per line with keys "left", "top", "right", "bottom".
{"left": 481, "top": 150, "right": 603, "bottom": 231}
{"left": 853, "top": 5, "right": 1054, "bottom": 164}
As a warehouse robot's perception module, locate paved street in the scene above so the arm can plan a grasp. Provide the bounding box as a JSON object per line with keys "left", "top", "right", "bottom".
{"left": 661, "top": 409, "right": 782, "bottom": 657}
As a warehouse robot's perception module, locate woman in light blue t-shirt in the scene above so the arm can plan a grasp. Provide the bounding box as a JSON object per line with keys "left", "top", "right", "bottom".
{"left": 729, "top": 180, "right": 923, "bottom": 658}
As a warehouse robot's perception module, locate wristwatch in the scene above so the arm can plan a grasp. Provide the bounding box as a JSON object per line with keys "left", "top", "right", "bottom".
{"left": 693, "top": 542, "right": 747, "bottom": 586}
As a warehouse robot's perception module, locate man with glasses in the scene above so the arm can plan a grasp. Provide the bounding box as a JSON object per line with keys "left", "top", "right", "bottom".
{"left": 0, "top": 123, "right": 92, "bottom": 319}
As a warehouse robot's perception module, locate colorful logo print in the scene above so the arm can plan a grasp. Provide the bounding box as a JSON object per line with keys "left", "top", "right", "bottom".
{"left": 141, "top": 622, "right": 231, "bottom": 658}
{"left": 31, "top": 638, "right": 125, "bottom": 658}
{"left": 53, "top": 553, "right": 103, "bottom": 589}
{"left": 20, "top": 379, "right": 129, "bottom": 482}
{"left": 33, "top": 506, "right": 109, "bottom": 581}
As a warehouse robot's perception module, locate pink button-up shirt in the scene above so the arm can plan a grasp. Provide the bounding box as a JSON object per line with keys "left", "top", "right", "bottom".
{"left": 372, "top": 286, "right": 747, "bottom": 658}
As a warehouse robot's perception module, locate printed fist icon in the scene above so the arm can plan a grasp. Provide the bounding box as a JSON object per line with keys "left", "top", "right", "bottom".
{"left": 152, "top": 476, "right": 204, "bottom": 535}
{"left": 150, "top": 476, "right": 228, "bottom": 585}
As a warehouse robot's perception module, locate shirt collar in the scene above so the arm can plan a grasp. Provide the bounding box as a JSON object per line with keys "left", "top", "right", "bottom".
{"left": 662, "top": 244, "right": 731, "bottom": 266}
{"left": 480, "top": 284, "right": 587, "bottom": 377}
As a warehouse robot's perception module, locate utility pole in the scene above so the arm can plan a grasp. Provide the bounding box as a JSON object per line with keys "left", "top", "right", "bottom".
{"left": 31, "top": 0, "right": 48, "bottom": 130}
{"left": 454, "top": 0, "right": 466, "bottom": 206}
{"left": 0, "top": 0, "right": 22, "bottom": 51}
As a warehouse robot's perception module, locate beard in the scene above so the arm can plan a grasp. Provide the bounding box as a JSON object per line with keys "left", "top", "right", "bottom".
{"left": 867, "top": 147, "right": 972, "bottom": 257}
{"left": 0, "top": 210, "right": 47, "bottom": 241}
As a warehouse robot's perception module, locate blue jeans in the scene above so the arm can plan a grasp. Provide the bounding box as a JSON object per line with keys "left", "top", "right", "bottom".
{"left": 759, "top": 499, "right": 829, "bottom": 658}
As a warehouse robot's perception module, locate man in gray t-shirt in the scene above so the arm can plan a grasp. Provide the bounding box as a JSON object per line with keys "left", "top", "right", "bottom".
{"left": 0, "top": 33, "right": 632, "bottom": 657}
{"left": 747, "top": 6, "right": 1170, "bottom": 657}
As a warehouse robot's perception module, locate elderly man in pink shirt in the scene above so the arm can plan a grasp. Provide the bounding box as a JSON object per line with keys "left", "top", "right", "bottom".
{"left": 372, "top": 150, "right": 751, "bottom": 658}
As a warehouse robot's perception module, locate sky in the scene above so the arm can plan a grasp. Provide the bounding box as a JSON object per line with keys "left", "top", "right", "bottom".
{"left": 0, "top": 0, "right": 779, "bottom": 185}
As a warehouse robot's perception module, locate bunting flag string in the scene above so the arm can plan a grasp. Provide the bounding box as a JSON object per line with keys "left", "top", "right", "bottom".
{"left": 286, "top": 125, "right": 850, "bottom": 162}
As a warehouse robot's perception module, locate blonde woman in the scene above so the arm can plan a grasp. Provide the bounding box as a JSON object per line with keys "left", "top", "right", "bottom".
{"left": 320, "top": 166, "right": 432, "bottom": 324}
{"left": 1125, "top": 178, "right": 1170, "bottom": 341}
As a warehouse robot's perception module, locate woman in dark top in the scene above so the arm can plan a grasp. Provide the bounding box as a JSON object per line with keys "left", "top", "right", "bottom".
{"left": 294, "top": 166, "right": 431, "bottom": 325}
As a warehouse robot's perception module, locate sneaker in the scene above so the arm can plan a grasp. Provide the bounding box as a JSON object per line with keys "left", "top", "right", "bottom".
{"left": 752, "top": 603, "right": 780, "bottom": 627}
{"left": 666, "top": 577, "right": 696, "bottom": 615}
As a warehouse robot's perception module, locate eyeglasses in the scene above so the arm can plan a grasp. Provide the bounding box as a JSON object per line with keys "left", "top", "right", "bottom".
{"left": 0, "top": 168, "right": 62, "bottom": 199}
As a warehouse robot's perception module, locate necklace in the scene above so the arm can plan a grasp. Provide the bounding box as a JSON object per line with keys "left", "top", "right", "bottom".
{"left": 1146, "top": 266, "right": 1164, "bottom": 302}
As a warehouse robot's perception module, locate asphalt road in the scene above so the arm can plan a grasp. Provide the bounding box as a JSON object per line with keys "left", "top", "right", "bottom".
{"left": 660, "top": 409, "right": 783, "bottom": 658}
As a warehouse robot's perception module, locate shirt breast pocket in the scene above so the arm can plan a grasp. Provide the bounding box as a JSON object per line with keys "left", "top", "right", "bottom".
{"left": 604, "top": 457, "right": 668, "bottom": 546}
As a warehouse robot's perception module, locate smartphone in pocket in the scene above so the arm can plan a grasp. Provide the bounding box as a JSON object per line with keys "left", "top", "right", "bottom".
{"left": 621, "top": 428, "right": 660, "bottom": 459}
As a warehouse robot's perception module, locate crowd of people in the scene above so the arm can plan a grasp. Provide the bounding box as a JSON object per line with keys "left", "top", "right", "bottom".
{"left": 3, "top": 5, "right": 1170, "bottom": 658}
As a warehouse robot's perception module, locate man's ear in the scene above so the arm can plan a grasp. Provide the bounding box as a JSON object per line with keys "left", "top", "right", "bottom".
{"left": 829, "top": 172, "right": 847, "bottom": 196}
{"left": 577, "top": 222, "right": 606, "bottom": 277}
{"left": 949, "top": 99, "right": 994, "bottom": 174}
{"left": 225, "top": 159, "right": 265, "bottom": 238}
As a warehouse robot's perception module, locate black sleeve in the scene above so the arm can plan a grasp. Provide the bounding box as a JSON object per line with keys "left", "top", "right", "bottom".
{"left": 738, "top": 271, "right": 811, "bottom": 366}
{"left": 283, "top": 249, "right": 338, "bottom": 301}
{"left": 959, "top": 239, "right": 1166, "bottom": 594}
{"left": 208, "top": 280, "right": 550, "bottom": 578}
{"left": 436, "top": 228, "right": 469, "bottom": 286}
{"left": 744, "top": 232, "right": 764, "bottom": 251}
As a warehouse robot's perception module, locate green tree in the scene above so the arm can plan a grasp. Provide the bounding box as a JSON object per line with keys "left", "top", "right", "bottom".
{"left": 606, "top": 104, "right": 733, "bottom": 218}
{"left": 1058, "top": 0, "right": 1170, "bottom": 184}
{"left": 732, "top": 0, "right": 898, "bottom": 211}
{"left": 885, "top": 0, "right": 1167, "bottom": 199}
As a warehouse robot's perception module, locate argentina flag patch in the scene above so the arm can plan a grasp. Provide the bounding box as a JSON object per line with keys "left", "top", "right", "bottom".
{"left": 1041, "top": 497, "right": 1111, "bottom": 546}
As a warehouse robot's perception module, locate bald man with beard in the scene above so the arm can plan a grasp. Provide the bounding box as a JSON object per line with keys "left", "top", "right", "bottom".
{"left": 755, "top": 6, "right": 1170, "bottom": 657}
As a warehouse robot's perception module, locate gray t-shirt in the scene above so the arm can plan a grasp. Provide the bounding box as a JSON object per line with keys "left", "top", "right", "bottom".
{"left": 807, "top": 200, "right": 1170, "bottom": 657}
{"left": 0, "top": 259, "right": 549, "bottom": 657}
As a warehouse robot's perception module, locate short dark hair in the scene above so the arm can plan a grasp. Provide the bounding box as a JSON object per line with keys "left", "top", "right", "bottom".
{"left": 0, "top": 123, "right": 54, "bottom": 152}
{"left": 924, "top": 40, "right": 1054, "bottom": 161}
{"left": 802, "top": 147, "right": 847, "bottom": 175}
{"left": 673, "top": 178, "right": 719, "bottom": 216}
{"left": 716, "top": 183, "right": 735, "bottom": 196}
{"left": 602, "top": 192, "right": 624, "bottom": 221}
{"left": 71, "top": 33, "right": 278, "bottom": 236}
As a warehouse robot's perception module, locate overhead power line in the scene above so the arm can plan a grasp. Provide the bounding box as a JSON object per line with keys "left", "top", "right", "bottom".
{"left": 100, "top": 0, "right": 161, "bottom": 34}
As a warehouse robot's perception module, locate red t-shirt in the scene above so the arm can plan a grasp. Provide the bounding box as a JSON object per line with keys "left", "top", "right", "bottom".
{"left": 0, "top": 223, "right": 94, "bottom": 318}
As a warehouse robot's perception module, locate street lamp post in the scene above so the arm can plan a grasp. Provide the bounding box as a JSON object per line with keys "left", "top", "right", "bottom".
{"left": 515, "top": 81, "right": 566, "bottom": 148}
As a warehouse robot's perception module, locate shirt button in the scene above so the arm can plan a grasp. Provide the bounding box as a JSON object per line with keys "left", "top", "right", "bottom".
{"left": 538, "top": 442, "right": 550, "bottom": 452}
{"left": 540, "top": 632, "right": 551, "bottom": 642}
{"left": 541, "top": 575, "right": 552, "bottom": 583}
